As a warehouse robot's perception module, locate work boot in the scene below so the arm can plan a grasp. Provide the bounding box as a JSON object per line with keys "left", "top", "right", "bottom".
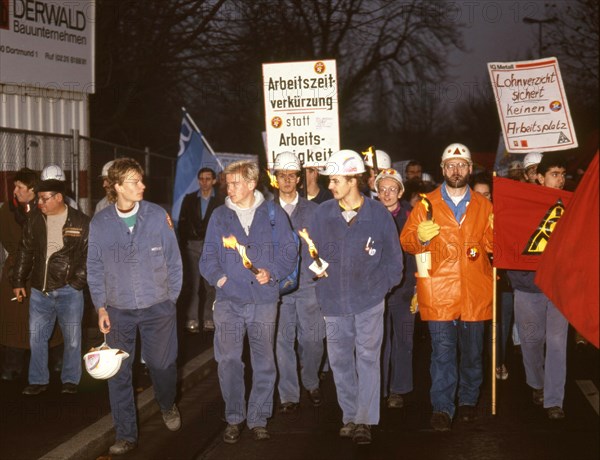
{"left": 430, "top": 411, "right": 451, "bottom": 432}
{"left": 162, "top": 404, "right": 181, "bottom": 431}
{"left": 109, "top": 440, "right": 137, "bottom": 455}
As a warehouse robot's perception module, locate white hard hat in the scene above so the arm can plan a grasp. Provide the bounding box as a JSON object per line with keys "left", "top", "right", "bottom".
{"left": 83, "top": 342, "right": 130, "bottom": 380}
{"left": 375, "top": 168, "right": 404, "bottom": 193}
{"left": 321, "top": 149, "right": 366, "bottom": 176}
{"left": 441, "top": 143, "right": 472, "bottom": 164}
{"left": 41, "top": 164, "right": 66, "bottom": 181}
{"left": 100, "top": 160, "right": 115, "bottom": 178}
{"left": 523, "top": 152, "right": 543, "bottom": 169}
{"left": 364, "top": 149, "right": 392, "bottom": 169}
{"left": 273, "top": 152, "right": 301, "bottom": 171}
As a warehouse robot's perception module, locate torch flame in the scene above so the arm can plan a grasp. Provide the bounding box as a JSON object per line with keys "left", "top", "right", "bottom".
{"left": 266, "top": 169, "right": 279, "bottom": 189}
{"left": 361, "top": 146, "right": 375, "bottom": 162}
{"left": 222, "top": 235, "right": 255, "bottom": 270}
{"left": 419, "top": 193, "right": 433, "bottom": 220}
{"left": 419, "top": 194, "right": 430, "bottom": 213}
{"left": 298, "top": 228, "right": 318, "bottom": 258}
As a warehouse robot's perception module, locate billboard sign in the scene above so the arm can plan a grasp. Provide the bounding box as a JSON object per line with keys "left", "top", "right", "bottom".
{"left": 0, "top": 0, "right": 95, "bottom": 93}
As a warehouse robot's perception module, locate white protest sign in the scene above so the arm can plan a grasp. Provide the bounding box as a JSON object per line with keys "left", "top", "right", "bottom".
{"left": 262, "top": 60, "right": 340, "bottom": 168}
{"left": 0, "top": 0, "right": 95, "bottom": 93}
{"left": 488, "top": 58, "right": 577, "bottom": 153}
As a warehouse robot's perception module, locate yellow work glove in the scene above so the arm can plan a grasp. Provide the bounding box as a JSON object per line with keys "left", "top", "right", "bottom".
{"left": 410, "top": 293, "right": 419, "bottom": 314}
{"left": 417, "top": 220, "right": 440, "bottom": 243}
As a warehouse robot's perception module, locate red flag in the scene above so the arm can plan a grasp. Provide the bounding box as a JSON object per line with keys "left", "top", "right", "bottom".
{"left": 493, "top": 177, "right": 573, "bottom": 270}
{"left": 535, "top": 152, "right": 599, "bottom": 348}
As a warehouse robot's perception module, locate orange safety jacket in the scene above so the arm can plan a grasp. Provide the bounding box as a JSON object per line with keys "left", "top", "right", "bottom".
{"left": 400, "top": 186, "right": 493, "bottom": 322}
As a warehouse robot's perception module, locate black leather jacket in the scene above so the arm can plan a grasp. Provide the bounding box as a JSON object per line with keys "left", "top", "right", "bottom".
{"left": 12, "top": 206, "right": 90, "bottom": 292}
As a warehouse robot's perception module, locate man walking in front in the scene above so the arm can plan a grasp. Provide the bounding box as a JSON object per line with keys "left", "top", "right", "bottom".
{"left": 401, "top": 143, "right": 493, "bottom": 432}
{"left": 87, "top": 158, "right": 183, "bottom": 455}
{"left": 200, "top": 160, "right": 296, "bottom": 443}
{"left": 13, "top": 179, "right": 89, "bottom": 396}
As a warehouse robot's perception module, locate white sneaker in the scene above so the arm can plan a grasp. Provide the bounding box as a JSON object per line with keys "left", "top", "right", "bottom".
{"left": 495, "top": 364, "right": 509, "bottom": 380}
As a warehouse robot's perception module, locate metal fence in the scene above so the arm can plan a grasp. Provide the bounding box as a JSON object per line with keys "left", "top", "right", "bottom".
{"left": 0, "top": 127, "right": 176, "bottom": 215}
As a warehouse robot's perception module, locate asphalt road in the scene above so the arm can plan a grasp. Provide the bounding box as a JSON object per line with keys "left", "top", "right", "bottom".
{"left": 83, "top": 324, "right": 599, "bottom": 460}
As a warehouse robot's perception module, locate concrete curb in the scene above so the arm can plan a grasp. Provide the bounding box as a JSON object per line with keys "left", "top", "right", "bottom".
{"left": 39, "top": 347, "right": 216, "bottom": 460}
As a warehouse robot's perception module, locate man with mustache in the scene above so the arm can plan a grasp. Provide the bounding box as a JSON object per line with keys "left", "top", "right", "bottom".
{"left": 400, "top": 143, "right": 494, "bottom": 432}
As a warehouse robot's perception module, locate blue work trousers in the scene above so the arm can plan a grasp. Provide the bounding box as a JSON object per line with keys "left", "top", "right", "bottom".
{"left": 276, "top": 285, "right": 325, "bottom": 403}
{"left": 324, "top": 301, "right": 384, "bottom": 425}
{"left": 106, "top": 300, "right": 178, "bottom": 442}
{"left": 213, "top": 299, "right": 277, "bottom": 428}
{"left": 382, "top": 297, "right": 415, "bottom": 396}
{"left": 514, "top": 290, "right": 568, "bottom": 408}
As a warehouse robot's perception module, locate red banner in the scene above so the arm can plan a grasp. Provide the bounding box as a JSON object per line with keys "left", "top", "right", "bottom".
{"left": 493, "top": 177, "right": 572, "bottom": 270}
{"left": 535, "top": 153, "right": 599, "bottom": 348}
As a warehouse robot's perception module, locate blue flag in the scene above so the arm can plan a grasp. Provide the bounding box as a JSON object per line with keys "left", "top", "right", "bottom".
{"left": 172, "top": 116, "right": 205, "bottom": 224}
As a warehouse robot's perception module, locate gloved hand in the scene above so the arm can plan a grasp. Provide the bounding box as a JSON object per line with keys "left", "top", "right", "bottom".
{"left": 410, "top": 294, "right": 419, "bottom": 314}
{"left": 417, "top": 220, "right": 440, "bottom": 243}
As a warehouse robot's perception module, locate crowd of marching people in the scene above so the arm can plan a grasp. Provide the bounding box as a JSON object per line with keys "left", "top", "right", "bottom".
{"left": 0, "top": 143, "right": 588, "bottom": 455}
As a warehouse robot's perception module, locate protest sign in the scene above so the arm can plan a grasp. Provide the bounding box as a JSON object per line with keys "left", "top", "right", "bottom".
{"left": 488, "top": 58, "right": 577, "bottom": 153}
{"left": 262, "top": 60, "right": 340, "bottom": 168}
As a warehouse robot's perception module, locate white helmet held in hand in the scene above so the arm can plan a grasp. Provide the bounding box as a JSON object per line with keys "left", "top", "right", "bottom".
{"left": 41, "top": 164, "right": 66, "bottom": 181}
{"left": 523, "top": 152, "right": 543, "bottom": 169}
{"left": 321, "top": 149, "right": 366, "bottom": 176}
{"left": 273, "top": 152, "right": 301, "bottom": 171}
{"left": 441, "top": 143, "right": 472, "bottom": 164}
{"left": 364, "top": 149, "right": 392, "bottom": 169}
{"left": 84, "top": 342, "right": 130, "bottom": 380}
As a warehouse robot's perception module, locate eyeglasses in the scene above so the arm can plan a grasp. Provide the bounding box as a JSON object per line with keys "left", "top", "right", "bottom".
{"left": 38, "top": 193, "right": 57, "bottom": 204}
{"left": 444, "top": 163, "right": 469, "bottom": 171}
{"left": 379, "top": 186, "right": 399, "bottom": 194}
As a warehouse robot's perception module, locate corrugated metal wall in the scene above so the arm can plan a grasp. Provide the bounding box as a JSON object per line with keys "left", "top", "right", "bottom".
{"left": 0, "top": 85, "right": 89, "bottom": 136}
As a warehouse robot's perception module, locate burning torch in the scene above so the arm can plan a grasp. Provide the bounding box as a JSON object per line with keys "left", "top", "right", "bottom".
{"left": 222, "top": 235, "right": 259, "bottom": 274}
{"left": 266, "top": 169, "right": 279, "bottom": 190}
{"left": 419, "top": 193, "right": 433, "bottom": 220}
{"left": 361, "top": 146, "right": 378, "bottom": 173}
{"left": 298, "top": 228, "right": 329, "bottom": 277}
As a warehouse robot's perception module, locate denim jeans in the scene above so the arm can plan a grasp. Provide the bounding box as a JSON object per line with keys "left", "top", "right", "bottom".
{"left": 514, "top": 290, "right": 568, "bottom": 408}
{"left": 213, "top": 299, "right": 277, "bottom": 428}
{"left": 382, "top": 296, "right": 415, "bottom": 396}
{"left": 106, "top": 300, "right": 178, "bottom": 442}
{"left": 428, "top": 320, "right": 484, "bottom": 418}
{"left": 324, "top": 301, "right": 384, "bottom": 425}
{"left": 28, "top": 286, "right": 83, "bottom": 385}
{"left": 276, "top": 285, "right": 324, "bottom": 403}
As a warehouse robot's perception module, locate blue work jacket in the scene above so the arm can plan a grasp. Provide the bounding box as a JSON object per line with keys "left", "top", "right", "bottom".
{"left": 87, "top": 201, "right": 183, "bottom": 310}
{"left": 200, "top": 200, "right": 297, "bottom": 305}
{"left": 311, "top": 197, "right": 404, "bottom": 316}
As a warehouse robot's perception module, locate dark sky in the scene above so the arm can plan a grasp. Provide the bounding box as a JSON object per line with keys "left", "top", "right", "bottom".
{"left": 449, "top": 1, "right": 559, "bottom": 91}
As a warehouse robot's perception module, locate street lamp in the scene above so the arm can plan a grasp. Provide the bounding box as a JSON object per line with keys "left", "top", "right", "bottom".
{"left": 523, "top": 17, "right": 558, "bottom": 58}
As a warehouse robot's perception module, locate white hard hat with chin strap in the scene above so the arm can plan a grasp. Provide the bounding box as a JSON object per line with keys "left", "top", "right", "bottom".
{"left": 321, "top": 149, "right": 366, "bottom": 176}
{"left": 84, "top": 340, "right": 130, "bottom": 380}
